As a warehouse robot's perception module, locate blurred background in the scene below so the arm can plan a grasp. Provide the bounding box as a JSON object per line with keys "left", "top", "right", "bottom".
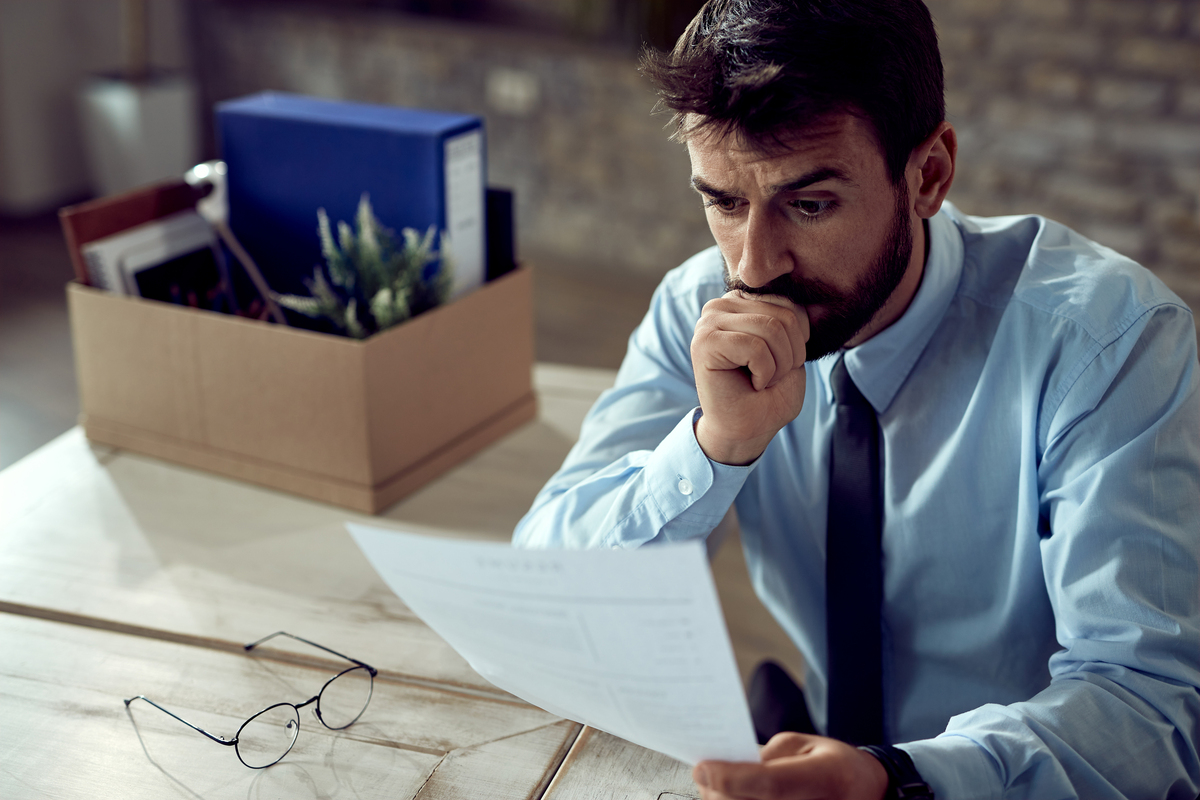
{"left": 1, "top": 0, "right": 1198, "bottom": 468}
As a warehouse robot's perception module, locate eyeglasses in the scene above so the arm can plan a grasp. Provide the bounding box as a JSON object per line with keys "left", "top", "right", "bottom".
{"left": 125, "top": 631, "right": 378, "bottom": 769}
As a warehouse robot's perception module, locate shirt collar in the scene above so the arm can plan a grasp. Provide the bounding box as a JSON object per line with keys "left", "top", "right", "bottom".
{"left": 815, "top": 205, "right": 964, "bottom": 414}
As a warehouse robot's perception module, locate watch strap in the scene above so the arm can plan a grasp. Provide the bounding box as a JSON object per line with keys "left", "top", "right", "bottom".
{"left": 858, "top": 745, "right": 934, "bottom": 800}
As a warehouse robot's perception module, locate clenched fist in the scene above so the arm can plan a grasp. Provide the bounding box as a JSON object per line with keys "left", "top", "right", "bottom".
{"left": 691, "top": 290, "right": 811, "bottom": 465}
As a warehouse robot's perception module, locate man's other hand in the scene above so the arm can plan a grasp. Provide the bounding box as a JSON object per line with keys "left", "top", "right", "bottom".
{"left": 692, "top": 290, "right": 810, "bottom": 465}
{"left": 693, "top": 733, "right": 888, "bottom": 800}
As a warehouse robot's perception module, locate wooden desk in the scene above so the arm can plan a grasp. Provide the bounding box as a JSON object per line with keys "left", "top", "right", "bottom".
{"left": 2, "top": 613, "right": 575, "bottom": 798}
{"left": 0, "top": 364, "right": 798, "bottom": 799}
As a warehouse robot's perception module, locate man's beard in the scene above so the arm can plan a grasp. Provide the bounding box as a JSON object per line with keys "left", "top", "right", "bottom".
{"left": 724, "top": 183, "right": 914, "bottom": 361}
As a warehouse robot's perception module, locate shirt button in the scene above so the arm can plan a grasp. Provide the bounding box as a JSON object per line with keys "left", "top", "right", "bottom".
{"left": 678, "top": 478, "right": 694, "bottom": 496}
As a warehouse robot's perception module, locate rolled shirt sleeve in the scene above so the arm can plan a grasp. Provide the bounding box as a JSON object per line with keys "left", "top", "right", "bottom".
{"left": 514, "top": 250, "right": 752, "bottom": 550}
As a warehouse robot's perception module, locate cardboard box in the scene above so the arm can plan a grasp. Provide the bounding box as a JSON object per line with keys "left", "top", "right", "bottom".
{"left": 61, "top": 182, "right": 535, "bottom": 513}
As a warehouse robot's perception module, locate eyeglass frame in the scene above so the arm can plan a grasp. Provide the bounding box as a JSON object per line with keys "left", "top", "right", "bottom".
{"left": 124, "top": 631, "right": 379, "bottom": 769}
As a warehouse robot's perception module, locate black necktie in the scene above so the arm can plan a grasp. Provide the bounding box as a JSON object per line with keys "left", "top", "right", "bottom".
{"left": 825, "top": 355, "right": 884, "bottom": 745}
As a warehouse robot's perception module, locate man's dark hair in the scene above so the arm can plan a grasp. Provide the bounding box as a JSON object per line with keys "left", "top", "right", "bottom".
{"left": 640, "top": 0, "right": 944, "bottom": 184}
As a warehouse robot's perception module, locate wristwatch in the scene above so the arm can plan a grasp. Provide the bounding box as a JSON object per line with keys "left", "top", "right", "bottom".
{"left": 858, "top": 745, "right": 935, "bottom": 800}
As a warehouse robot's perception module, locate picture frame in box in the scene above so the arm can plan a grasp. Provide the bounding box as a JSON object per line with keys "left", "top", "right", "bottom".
{"left": 60, "top": 179, "right": 204, "bottom": 285}
{"left": 80, "top": 209, "right": 230, "bottom": 311}
{"left": 60, "top": 182, "right": 535, "bottom": 513}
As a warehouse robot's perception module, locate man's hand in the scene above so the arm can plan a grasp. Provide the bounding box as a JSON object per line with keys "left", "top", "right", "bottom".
{"left": 691, "top": 291, "right": 811, "bottom": 465}
{"left": 693, "top": 733, "right": 888, "bottom": 800}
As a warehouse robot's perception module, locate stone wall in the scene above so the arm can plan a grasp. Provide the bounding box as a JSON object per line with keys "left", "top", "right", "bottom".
{"left": 190, "top": 1, "right": 1200, "bottom": 305}
{"left": 929, "top": 0, "right": 1200, "bottom": 305}
{"left": 189, "top": 2, "right": 713, "bottom": 277}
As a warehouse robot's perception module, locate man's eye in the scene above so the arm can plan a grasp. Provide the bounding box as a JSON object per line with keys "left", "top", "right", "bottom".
{"left": 705, "top": 197, "right": 740, "bottom": 213}
{"left": 793, "top": 199, "right": 834, "bottom": 217}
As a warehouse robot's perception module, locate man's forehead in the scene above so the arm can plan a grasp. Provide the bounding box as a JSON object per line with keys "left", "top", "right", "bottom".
{"left": 683, "top": 111, "right": 870, "bottom": 154}
{"left": 685, "top": 112, "right": 885, "bottom": 186}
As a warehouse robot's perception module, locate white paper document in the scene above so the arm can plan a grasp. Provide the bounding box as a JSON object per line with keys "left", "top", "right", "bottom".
{"left": 347, "top": 523, "right": 760, "bottom": 765}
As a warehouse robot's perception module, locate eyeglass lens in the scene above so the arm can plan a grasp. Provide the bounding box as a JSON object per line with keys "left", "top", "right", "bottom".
{"left": 236, "top": 703, "right": 300, "bottom": 769}
{"left": 317, "top": 665, "right": 374, "bottom": 730}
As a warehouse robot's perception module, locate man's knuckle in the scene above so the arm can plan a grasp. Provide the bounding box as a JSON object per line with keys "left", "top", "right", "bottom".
{"left": 777, "top": 731, "right": 805, "bottom": 747}
{"left": 762, "top": 314, "right": 785, "bottom": 334}
{"left": 706, "top": 770, "right": 731, "bottom": 793}
{"left": 692, "top": 326, "right": 723, "bottom": 352}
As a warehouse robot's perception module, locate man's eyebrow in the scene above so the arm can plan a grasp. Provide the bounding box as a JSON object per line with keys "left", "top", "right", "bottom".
{"left": 772, "top": 167, "right": 855, "bottom": 192}
{"left": 689, "top": 176, "right": 732, "bottom": 198}
{"left": 690, "top": 167, "right": 855, "bottom": 198}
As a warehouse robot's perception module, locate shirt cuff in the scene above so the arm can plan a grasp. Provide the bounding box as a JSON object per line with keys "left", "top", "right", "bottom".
{"left": 899, "top": 735, "right": 1003, "bottom": 800}
{"left": 616, "top": 407, "right": 754, "bottom": 546}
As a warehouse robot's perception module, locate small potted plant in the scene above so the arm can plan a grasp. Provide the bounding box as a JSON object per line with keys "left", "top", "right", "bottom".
{"left": 274, "top": 194, "right": 453, "bottom": 339}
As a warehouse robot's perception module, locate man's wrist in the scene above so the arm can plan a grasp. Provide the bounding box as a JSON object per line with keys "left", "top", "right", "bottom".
{"left": 858, "top": 745, "right": 934, "bottom": 800}
{"left": 693, "top": 413, "right": 770, "bottom": 466}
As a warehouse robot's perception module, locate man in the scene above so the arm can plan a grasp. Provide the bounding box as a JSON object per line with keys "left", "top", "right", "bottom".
{"left": 514, "top": 1, "right": 1200, "bottom": 797}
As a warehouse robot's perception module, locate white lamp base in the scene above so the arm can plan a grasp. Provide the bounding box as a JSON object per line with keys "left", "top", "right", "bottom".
{"left": 79, "top": 73, "right": 199, "bottom": 197}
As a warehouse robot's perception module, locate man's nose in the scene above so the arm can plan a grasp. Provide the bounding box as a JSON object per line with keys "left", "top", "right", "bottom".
{"left": 735, "top": 208, "right": 792, "bottom": 289}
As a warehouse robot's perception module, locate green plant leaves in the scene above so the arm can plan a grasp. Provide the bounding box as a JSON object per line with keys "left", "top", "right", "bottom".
{"left": 273, "top": 193, "right": 452, "bottom": 339}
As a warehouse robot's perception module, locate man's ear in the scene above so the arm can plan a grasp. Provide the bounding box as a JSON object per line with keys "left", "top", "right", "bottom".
{"left": 908, "top": 121, "right": 956, "bottom": 219}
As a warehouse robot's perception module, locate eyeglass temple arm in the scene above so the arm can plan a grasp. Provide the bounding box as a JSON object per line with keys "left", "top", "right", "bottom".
{"left": 124, "top": 695, "right": 237, "bottom": 747}
{"left": 243, "top": 631, "right": 377, "bottom": 676}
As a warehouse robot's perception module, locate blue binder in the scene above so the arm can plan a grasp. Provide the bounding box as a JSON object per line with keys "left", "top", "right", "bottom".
{"left": 217, "top": 92, "right": 485, "bottom": 300}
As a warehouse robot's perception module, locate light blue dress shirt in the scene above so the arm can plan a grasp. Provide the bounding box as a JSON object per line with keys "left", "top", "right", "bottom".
{"left": 513, "top": 204, "right": 1200, "bottom": 799}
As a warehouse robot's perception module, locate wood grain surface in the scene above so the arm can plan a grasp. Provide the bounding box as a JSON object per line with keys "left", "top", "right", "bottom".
{"left": 0, "top": 364, "right": 800, "bottom": 799}
{"left": 0, "top": 613, "right": 579, "bottom": 799}
{"left": 542, "top": 726, "right": 699, "bottom": 800}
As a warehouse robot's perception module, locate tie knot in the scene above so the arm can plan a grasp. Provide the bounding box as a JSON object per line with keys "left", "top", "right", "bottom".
{"left": 830, "top": 356, "right": 869, "bottom": 408}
